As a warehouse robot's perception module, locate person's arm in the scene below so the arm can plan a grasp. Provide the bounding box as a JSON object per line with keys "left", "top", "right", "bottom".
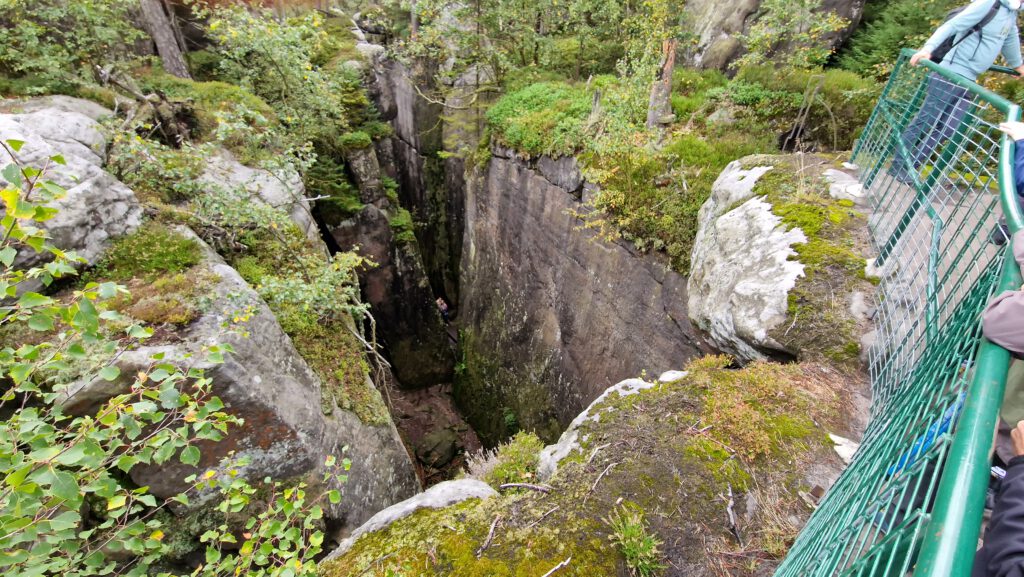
{"left": 983, "top": 231, "right": 1024, "bottom": 355}
{"left": 1016, "top": 137, "right": 1024, "bottom": 196}
{"left": 985, "top": 422, "right": 1024, "bottom": 577}
{"left": 1001, "top": 21, "right": 1024, "bottom": 75}
{"left": 913, "top": 0, "right": 998, "bottom": 64}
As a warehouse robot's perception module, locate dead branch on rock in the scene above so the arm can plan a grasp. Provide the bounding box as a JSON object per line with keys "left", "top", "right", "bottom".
{"left": 525, "top": 505, "right": 560, "bottom": 530}
{"left": 475, "top": 515, "right": 502, "bottom": 558}
{"left": 583, "top": 461, "right": 619, "bottom": 505}
{"left": 540, "top": 557, "right": 572, "bottom": 577}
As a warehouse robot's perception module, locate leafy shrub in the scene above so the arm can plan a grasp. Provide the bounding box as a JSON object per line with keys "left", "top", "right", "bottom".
{"left": 135, "top": 70, "right": 277, "bottom": 141}
{"left": 107, "top": 132, "right": 210, "bottom": 203}
{"left": 1, "top": 140, "right": 344, "bottom": 577}
{"left": 86, "top": 224, "right": 202, "bottom": 282}
{"left": 186, "top": 49, "right": 224, "bottom": 81}
{"left": 0, "top": 0, "right": 143, "bottom": 86}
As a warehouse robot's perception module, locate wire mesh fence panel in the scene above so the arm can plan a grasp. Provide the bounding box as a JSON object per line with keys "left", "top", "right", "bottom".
{"left": 774, "top": 50, "right": 1022, "bottom": 577}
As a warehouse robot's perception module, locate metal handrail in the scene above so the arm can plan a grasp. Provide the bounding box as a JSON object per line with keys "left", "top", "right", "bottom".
{"left": 775, "top": 48, "right": 1024, "bottom": 577}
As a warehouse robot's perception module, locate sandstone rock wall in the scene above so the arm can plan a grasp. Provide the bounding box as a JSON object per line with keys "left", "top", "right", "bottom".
{"left": 685, "top": 0, "right": 865, "bottom": 70}
{"left": 61, "top": 230, "right": 419, "bottom": 531}
{"left": 0, "top": 98, "right": 142, "bottom": 272}
{"left": 458, "top": 150, "right": 709, "bottom": 444}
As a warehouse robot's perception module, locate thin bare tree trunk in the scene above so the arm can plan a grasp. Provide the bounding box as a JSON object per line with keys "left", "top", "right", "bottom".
{"left": 410, "top": 0, "right": 419, "bottom": 40}
{"left": 163, "top": 0, "right": 187, "bottom": 55}
{"left": 646, "top": 38, "right": 677, "bottom": 130}
{"left": 139, "top": 0, "right": 191, "bottom": 79}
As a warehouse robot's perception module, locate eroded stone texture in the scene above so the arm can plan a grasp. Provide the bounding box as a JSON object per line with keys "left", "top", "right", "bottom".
{"left": 685, "top": 0, "right": 864, "bottom": 70}
{"left": 458, "top": 152, "right": 709, "bottom": 444}
{"left": 61, "top": 230, "right": 419, "bottom": 531}
{"left": 200, "top": 149, "right": 321, "bottom": 244}
{"left": 687, "top": 161, "right": 806, "bottom": 362}
{"left": 0, "top": 99, "right": 141, "bottom": 270}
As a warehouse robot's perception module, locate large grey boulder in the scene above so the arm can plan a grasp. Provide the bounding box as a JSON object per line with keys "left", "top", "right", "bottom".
{"left": 688, "top": 161, "right": 807, "bottom": 362}
{"left": 61, "top": 229, "right": 419, "bottom": 531}
{"left": 684, "top": 0, "right": 864, "bottom": 70}
{"left": 200, "top": 149, "right": 321, "bottom": 244}
{"left": 0, "top": 99, "right": 142, "bottom": 269}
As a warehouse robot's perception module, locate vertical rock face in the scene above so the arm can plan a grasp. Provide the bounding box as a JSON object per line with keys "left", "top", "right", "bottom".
{"left": 372, "top": 58, "right": 465, "bottom": 305}
{"left": 458, "top": 151, "right": 709, "bottom": 444}
{"left": 318, "top": 142, "right": 454, "bottom": 389}
{"left": 61, "top": 231, "right": 419, "bottom": 532}
{"left": 683, "top": 0, "right": 865, "bottom": 70}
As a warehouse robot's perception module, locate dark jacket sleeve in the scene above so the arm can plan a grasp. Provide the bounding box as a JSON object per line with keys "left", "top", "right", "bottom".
{"left": 985, "top": 456, "right": 1024, "bottom": 577}
{"left": 1015, "top": 138, "right": 1024, "bottom": 200}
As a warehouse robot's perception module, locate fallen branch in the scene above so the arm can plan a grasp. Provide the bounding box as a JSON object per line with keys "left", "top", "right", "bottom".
{"left": 587, "top": 443, "right": 611, "bottom": 465}
{"left": 540, "top": 557, "right": 572, "bottom": 577}
{"left": 724, "top": 484, "right": 743, "bottom": 547}
{"left": 525, "top": 505, "right": 560, "bottom": 530}
{"left": 498, "top": 483, "right": 552, "bottom": 494}
{"left": 583, "top": 462, "right": 619, "bottom": 505}
{"left": 591, "top": 462, "right": 619, "bottom": 493}
{"left": 475, "top": 515, "right": 502, "bottom": 558}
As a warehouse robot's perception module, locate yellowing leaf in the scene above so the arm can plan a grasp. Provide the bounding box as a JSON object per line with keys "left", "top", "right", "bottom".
{"left": 150, "top": 530, "right": 165, "bottom": 541}
{"left": 107, "top": 495, "right": 127, "bottom": 510}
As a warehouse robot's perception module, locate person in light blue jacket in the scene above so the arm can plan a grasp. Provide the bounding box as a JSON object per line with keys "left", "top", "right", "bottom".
{"left": 891, "top": 0, "right": 1024, "bottom": 183}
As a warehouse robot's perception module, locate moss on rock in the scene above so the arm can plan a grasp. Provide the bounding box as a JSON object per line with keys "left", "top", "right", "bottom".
{"left": 747, "top": 155, "right": 876, "bottom": 369}
{"left": 322, "top": 357, "right": 852, "bottom": 576}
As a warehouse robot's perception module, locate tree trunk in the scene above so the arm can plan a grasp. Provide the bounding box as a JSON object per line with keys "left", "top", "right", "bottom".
{"left": 646, "top": 38, "right": 677, "bottom": 130}
{"left": 410, "top": 0, "right": 419, "bottom": 40}
{"left": 139, "top": 0, "right": 191, "bottom": 79}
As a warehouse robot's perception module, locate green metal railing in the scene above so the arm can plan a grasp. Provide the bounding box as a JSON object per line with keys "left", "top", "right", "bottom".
{"left": 774, "top": 49, "right": 1024, "bottom": 577}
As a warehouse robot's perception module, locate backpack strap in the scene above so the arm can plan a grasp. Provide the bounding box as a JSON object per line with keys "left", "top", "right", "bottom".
{"left": 951, "top": 0, "right": 1003, "bottom": 49}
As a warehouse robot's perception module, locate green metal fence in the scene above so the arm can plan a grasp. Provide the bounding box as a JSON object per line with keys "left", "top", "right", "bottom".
{"left": 774, "top": 49, "right": 1024, "bottom": 577}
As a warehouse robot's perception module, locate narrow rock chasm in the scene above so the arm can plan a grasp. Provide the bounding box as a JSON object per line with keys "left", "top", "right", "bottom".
{"left": 310, "top": 53, "right": 711, "bottom": 486}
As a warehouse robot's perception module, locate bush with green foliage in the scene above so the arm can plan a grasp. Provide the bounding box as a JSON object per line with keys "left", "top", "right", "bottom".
{"left": 0, "top": 141, "right": 344, "bottom": 577}
{"left": 735, "top": 0, "right": 849, "bottom": 69}
{"left": 837, "top": 0, "right": 959, "bottom": 78}
{"left": 0, "top": 0, "right": 143, "bottom": 87}
{"left": 107, "top": 132, "right": 212, "bottom": 204}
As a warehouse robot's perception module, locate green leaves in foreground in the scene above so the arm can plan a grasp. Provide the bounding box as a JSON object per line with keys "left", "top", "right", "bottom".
{"left": 0, "top": 141, "right": 346, "bottom": 577}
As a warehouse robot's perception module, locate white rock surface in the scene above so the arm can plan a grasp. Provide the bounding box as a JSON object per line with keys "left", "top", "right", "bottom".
{"left": 538, "top": 376, "right": 668, "bottom": 480}
{"left": 688, "top": 160, "right": 807, "bottom": 362}
{"left": 200, "top": 149, "right": 321, "bottom": 243}
{"left": 825, "top": 168, "right": 867, "bottom": 207}
{"left": 829, "top": 434, "right": 860, "bottom": 464}
{"left": 327, "top": 479, "right": 497, "bottom": 559}
{"left": 0, "top": 98, "right": 141, "bottom": 270}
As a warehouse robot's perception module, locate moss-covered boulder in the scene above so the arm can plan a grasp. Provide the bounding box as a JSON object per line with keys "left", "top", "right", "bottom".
{"left": 688, "top": 154, "right": 876, "bottom": 368}
{"left": 61, "top": 225, "right": 418, "bottom": 536}
{"left": 320, "top": 356, "right": 862, "bottom": 576}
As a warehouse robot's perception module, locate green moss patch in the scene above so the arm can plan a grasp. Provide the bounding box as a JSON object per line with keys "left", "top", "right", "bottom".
{"left": 86, "top": 224, "right": 202, "bottom": 282}
{"left": 326, "top": 358, "right": 849, "bottom": 576}
{"left": 748, "top": 155, "right": 875, "bottom": 368}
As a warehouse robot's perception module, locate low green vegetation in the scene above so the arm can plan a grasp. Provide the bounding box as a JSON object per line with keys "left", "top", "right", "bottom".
{"left": 85, "top": 224, "right": 202, "bottom": 282}
{"left": 605, "top": 505, "right": 667, "bottom": 577}
{"left": 748, "top": 156, "right": 875, "bottom": 366}
{"left": 325, "top": 356, "right": 847, "bottom": 576}
{"left": 467, "top": 431, "right": 545, "bottom": 488}
{"left": 484, "top": 63, "right": 878, "bottom": 273}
